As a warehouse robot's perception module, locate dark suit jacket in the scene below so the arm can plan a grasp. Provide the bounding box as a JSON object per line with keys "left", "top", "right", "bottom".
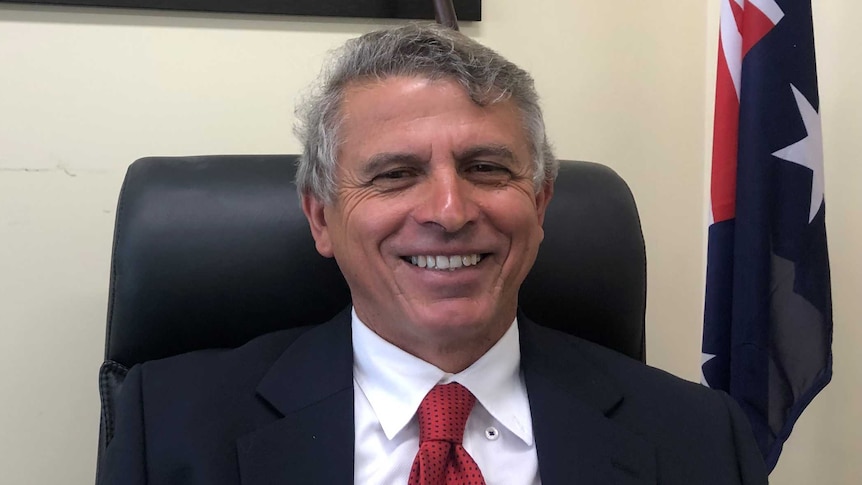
{"left": 99, "top": 310, "right": 767, "bottom": 484}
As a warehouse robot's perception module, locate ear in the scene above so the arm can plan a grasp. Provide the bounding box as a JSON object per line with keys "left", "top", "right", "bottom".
{"left": 534, "top": 180, "right": 554, "bottom": 226}
{"left": 301, "top": 192, "right": 334, "bottom": 258}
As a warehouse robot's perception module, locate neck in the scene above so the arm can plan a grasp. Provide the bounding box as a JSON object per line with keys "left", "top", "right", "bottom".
{"left": 383, "top": 320, "right": 511, "bottom": 374}
{"left": 351, "top": 306, "right": 516, "bottom": 374}
{"left": 417, "top": 338, "right": 497, "bottom": 373}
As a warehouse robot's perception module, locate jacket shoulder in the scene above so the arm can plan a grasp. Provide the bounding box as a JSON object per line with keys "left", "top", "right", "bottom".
{"left": 525, "top": 321, "right": 719, "bottom": 404}
{"left": 101, "top": 324, "right": 322, "bottom": 485}
{"left": 139, "top": 324, "right": 316, "bottom": 395}
{"left": 522, "top": 322, "right": 767, "bottom": 484}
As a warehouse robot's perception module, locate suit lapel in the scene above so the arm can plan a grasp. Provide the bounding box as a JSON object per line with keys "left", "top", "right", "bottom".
{"left": 233, "top": 310, "right": 657, "bottom": 484}
{"left": 520, "top": 318, "right": 657, "bottom": 485}
{"left": 237, "top": 310, "right": 355, "bottom": 485}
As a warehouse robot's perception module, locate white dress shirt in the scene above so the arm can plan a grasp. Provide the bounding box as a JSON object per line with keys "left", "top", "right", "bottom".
{"left": 352, "top": 309, "right": 541, "bottom": 484}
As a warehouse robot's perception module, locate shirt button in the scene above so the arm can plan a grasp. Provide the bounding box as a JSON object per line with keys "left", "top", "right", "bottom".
{"left": 484, "top": 426, "right": 500, "bottom": 441}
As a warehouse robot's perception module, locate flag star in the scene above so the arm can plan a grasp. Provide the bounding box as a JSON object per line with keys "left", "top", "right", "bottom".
{"left": 771, "top": 84, "right": 824, "bottom": 223}
{"left": 700, "top": 353, "right": 717, "bottom": 387}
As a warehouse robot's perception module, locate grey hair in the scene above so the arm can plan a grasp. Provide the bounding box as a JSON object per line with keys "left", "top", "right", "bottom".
{"left": 294, "top": 23, "right": 557, "bottom": 203}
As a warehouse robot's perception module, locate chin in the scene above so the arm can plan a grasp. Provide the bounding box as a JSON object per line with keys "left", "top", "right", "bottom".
{"left": 407, "top": 299, "right": 512, "bottom": 335}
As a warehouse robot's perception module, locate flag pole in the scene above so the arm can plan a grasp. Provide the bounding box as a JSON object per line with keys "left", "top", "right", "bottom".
{"left": 432, "top": 0, "right": 459, "bottom": 30}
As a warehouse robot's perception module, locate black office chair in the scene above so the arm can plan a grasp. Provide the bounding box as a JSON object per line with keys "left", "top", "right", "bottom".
{"left": 97, "top": 154, "right": 646, "bottom": 477}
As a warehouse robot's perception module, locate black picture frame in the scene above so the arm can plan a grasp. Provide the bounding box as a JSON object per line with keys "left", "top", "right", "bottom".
{"left": 0, "top": 0, "right": 482, "bottom": 20}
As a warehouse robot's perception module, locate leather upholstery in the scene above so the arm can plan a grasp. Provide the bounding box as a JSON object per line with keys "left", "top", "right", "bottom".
{"left": 97, "top": 154, "right": 646, "bottom": 466}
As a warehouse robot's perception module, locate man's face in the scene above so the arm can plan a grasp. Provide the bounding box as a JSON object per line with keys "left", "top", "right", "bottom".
{"left": 303, "top": 76, "right": 552, "bottom": 360}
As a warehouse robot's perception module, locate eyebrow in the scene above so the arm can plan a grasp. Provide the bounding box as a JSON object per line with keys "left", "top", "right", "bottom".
{"left": 455, "top": 144, "right": 518, "bottom": 165}
{"left": 359, "top": 144, "right": 519, "bottom": 177}
{"left": 360, "top": 152, "right": 427, "bottom": 177}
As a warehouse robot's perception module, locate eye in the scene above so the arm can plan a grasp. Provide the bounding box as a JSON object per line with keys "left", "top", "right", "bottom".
{"left": 465, "top": 162, "right": 513, "bottom": 184}
{"left": 376, "top": 169, "right": 413, "bottom": 179}
{"left": 471, "top": 163, "right": 504, "bottom": 172}
{"left": 370, "top": 168, "right": 420, "bottom": 189}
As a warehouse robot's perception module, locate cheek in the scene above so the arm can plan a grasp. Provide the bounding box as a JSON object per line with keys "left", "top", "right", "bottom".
{"left": 486, "top": 196, "right": 545, "bottom": 263}
{"left": 337, "top": 201, "right": 409, "bottom": 255}
{"left": 485, "top": 191, "right": 542, "bottom": 232}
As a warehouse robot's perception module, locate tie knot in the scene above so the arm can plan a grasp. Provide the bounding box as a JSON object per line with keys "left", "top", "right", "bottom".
{"left": 416, "top": 382, "right": 476, "bottom": 444}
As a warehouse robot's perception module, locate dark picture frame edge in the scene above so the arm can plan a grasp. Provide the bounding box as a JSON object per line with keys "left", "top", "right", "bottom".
{"left": 0, "top": 0, "right": 482, "bottom": 21}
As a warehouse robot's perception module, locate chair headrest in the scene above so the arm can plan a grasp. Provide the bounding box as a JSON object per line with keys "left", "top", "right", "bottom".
{"left": 106, "top": 155, "right": 645, "bottom": 365}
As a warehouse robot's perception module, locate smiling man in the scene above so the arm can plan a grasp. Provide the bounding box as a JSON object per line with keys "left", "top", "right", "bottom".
{"left": 100, "top": 24, "right": 768, "bottom": 485}
{"left": 303, "top": 75, "right": 551, "bottom": 375}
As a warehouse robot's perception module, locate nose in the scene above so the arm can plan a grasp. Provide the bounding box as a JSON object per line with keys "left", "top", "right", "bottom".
{"left": 414, "top": 165, "right": 478, "bottom": 233}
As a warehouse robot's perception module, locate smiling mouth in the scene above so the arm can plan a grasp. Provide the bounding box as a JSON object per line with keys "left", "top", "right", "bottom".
{"left": 403, "top": 254, "right": 484, "bottom": 271}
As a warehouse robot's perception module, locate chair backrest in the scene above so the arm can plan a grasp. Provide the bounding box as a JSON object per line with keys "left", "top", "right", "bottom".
{"left": 97, "top": 154, "right": 646, "bottom": 471}
{"left": 104, "top": 154, "right": 646, "bottom": 366}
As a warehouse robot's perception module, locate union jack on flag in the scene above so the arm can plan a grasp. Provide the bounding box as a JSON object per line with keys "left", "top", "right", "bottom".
{"left": 701, "top": 0, "right": 832, "bottom": 472}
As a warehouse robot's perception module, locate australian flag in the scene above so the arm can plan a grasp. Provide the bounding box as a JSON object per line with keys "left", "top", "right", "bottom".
{"left": 701, "top": 0, "right": 833, "bottom": 472}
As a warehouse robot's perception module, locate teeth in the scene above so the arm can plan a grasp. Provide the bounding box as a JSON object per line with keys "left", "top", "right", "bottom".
{"left": 407, "top": 254, "right": 482, "bottom": 271}
{"left": 449, "top": 256, "right": 462, "bottom": 269}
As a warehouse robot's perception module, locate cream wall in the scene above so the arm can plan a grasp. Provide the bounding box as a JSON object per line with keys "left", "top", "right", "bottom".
{"left": 0, "top": 1, "right": 856, "bottom": 483}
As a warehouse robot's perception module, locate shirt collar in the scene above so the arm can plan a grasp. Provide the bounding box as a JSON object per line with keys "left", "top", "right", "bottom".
{"left": 351, "top": 308, "right": 534, "bottom": 445}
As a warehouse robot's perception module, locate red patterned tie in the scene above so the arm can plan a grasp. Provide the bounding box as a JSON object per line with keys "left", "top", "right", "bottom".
{"left": 408, "top": 383, "right": 486, "bottom": 485}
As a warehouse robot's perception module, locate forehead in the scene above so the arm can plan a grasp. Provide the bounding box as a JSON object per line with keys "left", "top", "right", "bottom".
{"left": 336, "top": 76, "right": 530, "bottom": 161}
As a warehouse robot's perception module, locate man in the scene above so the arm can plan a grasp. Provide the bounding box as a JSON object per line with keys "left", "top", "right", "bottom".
{"left": 100, "top": 24, "right": 767, "bottom": 484}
